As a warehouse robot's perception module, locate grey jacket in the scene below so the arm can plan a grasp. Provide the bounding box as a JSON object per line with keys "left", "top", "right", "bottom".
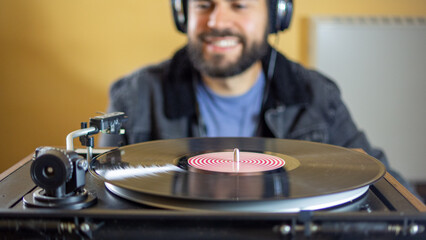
{"left": 101, "top": 46, "right": 416, "bottom": 192}
{"left": 101, "top": 46, "right": 382, "bottom": 156}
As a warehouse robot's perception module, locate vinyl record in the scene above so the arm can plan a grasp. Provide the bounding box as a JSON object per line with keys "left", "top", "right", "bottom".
{"left": 90, "top": 137, "right": 385, "bottom": 212}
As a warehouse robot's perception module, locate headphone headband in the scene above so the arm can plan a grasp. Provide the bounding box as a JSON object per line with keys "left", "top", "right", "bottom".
{"left": 171, "top": 0, "right": 293, "bottom": 34}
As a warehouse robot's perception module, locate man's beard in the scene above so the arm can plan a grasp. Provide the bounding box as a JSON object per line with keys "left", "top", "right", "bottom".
{"left": 187, "top": 29, "right": 268, "bottom": 78}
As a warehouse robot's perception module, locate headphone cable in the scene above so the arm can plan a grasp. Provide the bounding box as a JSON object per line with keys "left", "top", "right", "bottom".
{"left": 263, "top": 34, "right": 280, "bottom": 106}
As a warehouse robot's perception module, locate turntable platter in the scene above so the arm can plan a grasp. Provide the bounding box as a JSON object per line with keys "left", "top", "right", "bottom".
{"left": 90, "top": 138, "right": 385, "bottom": 212}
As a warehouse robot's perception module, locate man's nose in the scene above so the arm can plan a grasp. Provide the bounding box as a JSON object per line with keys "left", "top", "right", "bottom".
{"left": 207, "top": 5, "right": 233, "bottom": 30}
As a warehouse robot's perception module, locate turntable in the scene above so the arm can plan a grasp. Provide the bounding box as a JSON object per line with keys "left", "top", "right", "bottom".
{"left": 1, "top": 113, "right": 425, "bottom": 239}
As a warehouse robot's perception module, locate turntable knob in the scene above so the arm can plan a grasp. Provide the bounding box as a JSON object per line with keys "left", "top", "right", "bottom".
{"left": 24, "top": 147, "right": 97, "bottom": 209}
{"left": 30, "top": 147, "right": 73, "bottom": 197}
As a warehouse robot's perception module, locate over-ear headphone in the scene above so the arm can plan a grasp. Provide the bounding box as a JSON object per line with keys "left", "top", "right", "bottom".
{"left": 171, "top": 0, "right": 293, "bottom": 34}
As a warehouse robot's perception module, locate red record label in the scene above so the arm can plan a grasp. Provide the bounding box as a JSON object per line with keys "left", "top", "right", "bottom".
{"left": 187, "top": 151, "right": 285, "bottom": 173}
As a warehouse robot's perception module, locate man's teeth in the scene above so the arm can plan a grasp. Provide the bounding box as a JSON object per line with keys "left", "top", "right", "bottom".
{"left": 212, "top": 39, "right": 238, "bottom": 47}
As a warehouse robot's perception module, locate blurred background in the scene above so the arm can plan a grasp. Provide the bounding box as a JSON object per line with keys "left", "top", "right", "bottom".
{"left": 0, "top": 1, "right": 425, "bottom": 195}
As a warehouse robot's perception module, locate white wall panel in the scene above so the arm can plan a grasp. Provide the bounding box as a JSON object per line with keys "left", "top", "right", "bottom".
{"left": 309, "top": 17, "right": 426, "bottom": 182}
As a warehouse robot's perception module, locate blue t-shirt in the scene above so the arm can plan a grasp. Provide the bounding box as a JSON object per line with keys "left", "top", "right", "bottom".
{"left": 195, "top": 72, "right": 265, "bottom": 137}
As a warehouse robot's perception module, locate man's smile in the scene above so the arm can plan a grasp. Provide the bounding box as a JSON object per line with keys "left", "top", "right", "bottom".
{"left": 203, "top": 36, "right": 242, "bottom": 53}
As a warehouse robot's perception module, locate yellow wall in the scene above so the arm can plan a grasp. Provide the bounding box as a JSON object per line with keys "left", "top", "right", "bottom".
{"left": 0, "top": 0, "right": 425, "bottom": 173}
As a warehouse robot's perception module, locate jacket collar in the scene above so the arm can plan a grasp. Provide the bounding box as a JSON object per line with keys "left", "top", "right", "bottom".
{"left": 163, "top": 45, "right": 309, "bottom": 119}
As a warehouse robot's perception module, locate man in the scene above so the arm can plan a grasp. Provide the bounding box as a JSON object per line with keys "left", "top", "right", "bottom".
{"left": 100, "top": 0, "right": 416, "bottom": 194}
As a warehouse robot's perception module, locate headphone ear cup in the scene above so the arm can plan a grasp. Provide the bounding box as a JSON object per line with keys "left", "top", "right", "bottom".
{"left": 270, "top": 0, "right": 293, "bottom": 33}
{"left": 279, "top": 0, "right": 293, "bottom": 31}
{"left": 171, "top": 0, "right": 188, "bottom": 33}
